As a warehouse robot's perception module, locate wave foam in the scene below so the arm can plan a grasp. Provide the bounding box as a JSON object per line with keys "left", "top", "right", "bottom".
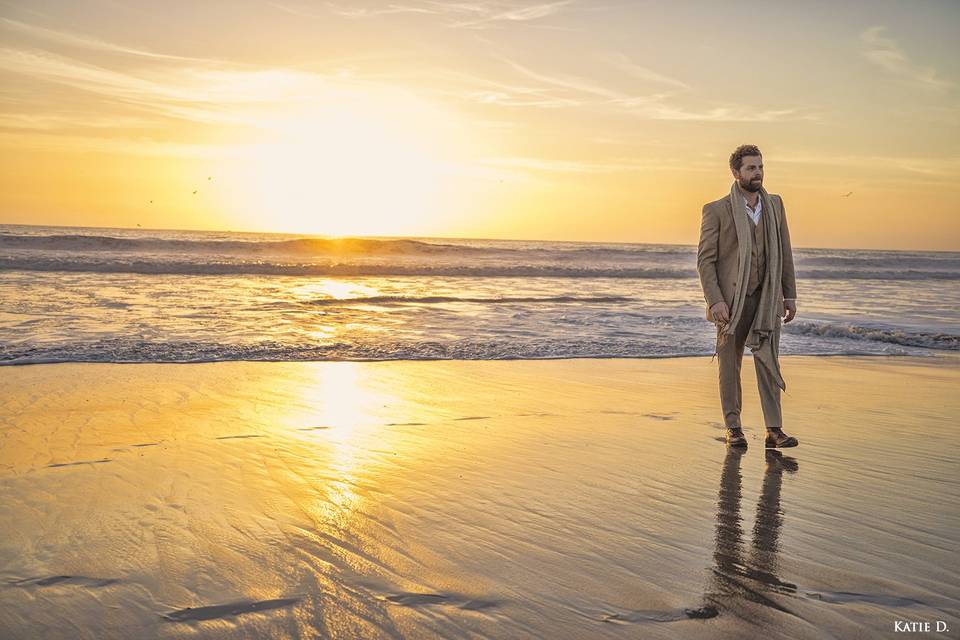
{"left": 1, "top": 331, "right": 937, "bottom": 366}
{"left": 788, "top": 320, "right": 959, "bottom": 350}
{"left": 303, "top": 295, "right": 634, "bottom": 306}
{"left": 2, "top": 256, "right": 958, "bottom": 280}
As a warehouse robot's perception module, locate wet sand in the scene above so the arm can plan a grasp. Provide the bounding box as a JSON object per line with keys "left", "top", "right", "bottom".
{"left": 1, "top": 357, "right": 958, "bottom": 639}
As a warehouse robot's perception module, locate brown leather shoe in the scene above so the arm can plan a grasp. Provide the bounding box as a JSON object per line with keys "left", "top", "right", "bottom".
{"left": 725, "top": 427, "right": 747, "bottom": 447}
{"left": 765, "top": 429, "right": 798, "bottom": 448}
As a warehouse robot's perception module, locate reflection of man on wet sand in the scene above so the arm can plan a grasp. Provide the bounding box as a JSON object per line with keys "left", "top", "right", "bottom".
{"left": 697, "top": 144, "right": 799, "bottom": 449}
{"left": 701, "top": 449, "right": 800, "bottom": 620}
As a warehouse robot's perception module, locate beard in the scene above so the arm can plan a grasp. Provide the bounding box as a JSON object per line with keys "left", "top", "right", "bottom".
{"left": 739, "top": 176, "right": 762, "bottom": 193}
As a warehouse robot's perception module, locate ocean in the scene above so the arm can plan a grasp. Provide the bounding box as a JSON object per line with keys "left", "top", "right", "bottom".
{"left": 1, "top": 224, "right": 957, "bottom": 365}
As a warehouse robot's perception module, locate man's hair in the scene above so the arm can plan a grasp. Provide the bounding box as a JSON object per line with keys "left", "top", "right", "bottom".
{"left": 729, "top": 144, "right": 762, "bottom": 172}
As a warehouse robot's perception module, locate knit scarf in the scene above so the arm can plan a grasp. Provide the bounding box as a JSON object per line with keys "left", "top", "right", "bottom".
{"left": 715, "top": 181, "right": 786, "bottom": 391}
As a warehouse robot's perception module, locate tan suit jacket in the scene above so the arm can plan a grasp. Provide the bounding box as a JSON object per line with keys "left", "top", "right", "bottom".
{"left": 697, "top": 193, "right": 797, "bottom": 323}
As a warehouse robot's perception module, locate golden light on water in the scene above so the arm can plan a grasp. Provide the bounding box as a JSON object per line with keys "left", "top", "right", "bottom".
{"left": 290, "top": 280, "right": 376, "bottom": 302}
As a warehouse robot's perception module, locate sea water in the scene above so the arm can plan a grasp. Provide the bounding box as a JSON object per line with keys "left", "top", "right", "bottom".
{"left": 1, "top": 224, "right": 957, "bottom": 364}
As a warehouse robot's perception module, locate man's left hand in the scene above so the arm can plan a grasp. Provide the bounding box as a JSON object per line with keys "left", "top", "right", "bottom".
{"left": 783, "top": 300, "right": 797, "bottom": 324}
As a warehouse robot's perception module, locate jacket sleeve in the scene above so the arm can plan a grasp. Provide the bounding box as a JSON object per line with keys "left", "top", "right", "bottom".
{"left": 696, "top": 203, "right": 724, "bottom": 307}
{"left": 778, "top": 196, "right": 797, "bottom": 300}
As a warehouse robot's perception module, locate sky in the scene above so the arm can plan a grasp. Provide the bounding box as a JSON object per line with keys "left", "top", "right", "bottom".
{"left": 1, "top": 0, "right": 958, "bottom": 250}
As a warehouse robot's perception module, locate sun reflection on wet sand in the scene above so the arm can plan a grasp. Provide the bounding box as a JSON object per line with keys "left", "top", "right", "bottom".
{"left": 295, "top": 362, "right": 384, "bottom": 529}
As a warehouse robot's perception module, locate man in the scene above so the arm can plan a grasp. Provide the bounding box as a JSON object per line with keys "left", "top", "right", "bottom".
{"left": 697, "top": 144, "right": 798, "bottom": 449}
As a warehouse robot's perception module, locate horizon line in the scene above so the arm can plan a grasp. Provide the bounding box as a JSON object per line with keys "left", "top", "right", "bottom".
{"left": 1, "top": 221, "right": 957, "bottom": 254}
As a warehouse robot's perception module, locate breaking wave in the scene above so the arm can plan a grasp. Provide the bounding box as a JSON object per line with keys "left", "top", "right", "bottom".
{"left": 0, "top": 233, "right": 479, "bottom": 256}
{"left": 1, "top": 256, "right": 958, "bottom": 280}
{"left": 788, "top": 320, "right": 959, "bottom": 351}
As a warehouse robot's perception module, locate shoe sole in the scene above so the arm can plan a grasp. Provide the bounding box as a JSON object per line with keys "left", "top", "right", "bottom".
{"left": 765, "top": 439, "right": 798, "bottom": 449}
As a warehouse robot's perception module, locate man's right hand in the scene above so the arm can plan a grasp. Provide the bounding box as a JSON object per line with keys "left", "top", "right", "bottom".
{"left": 710, "top": 301, "right": 730, "bottom": 324}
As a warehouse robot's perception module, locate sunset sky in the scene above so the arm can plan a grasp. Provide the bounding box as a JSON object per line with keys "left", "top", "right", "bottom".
{"left": 1, "top": 0, "right": 958, "bottom": 249}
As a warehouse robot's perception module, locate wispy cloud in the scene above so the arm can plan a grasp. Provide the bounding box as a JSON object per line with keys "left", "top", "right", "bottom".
{"left": 348, "top": 65, "right": 587, "bottom": 108}
{"left": 778, "top": 152, "right": 960, "bottom": 180}
{"left": 479, "top": 154, "right": 722, "bottom": 175}
{"left": 0, "top": 37, "right": 462, "bottom": 154}
{"left": 624, "top": 104, "right": 817, "bottom": 123}
{"left": 315, "top": 0, "right": 577, "bottom": 29}
{"left": 0, "top": 17, "right": 214, "bottom": 63}
{"left": 859, "top": 26, "right": 953, "bottom": 92}
{"left": 0, "top": 43, "right": 385, "bottom": 131}
{"left": 0, "top": 112, "right": 160, "bottom": 131}
{"left": 268, "top": 1, "right": 432, "bottom": 19}
{"left": 482, "top": 156, "right": 662, "bottom": 173}
{"left": 319, "top": 1, "right": 443, "bottom": 18}
{"left": 496, "top": 56, "right": 623, "bottom": 100}
{"left": 594, "top": 51, "right": 690, "bottom": 90}
{"left": 0, "top": 48, "right": 293, "bottom": 126}
{"left": 450, "top": 0, "right": 576, "bottom": 28}
{"left": 490, "top": 55, "right": 816, "bottom": 122}
{"left": 0, "top": 130, "right": 226, "bottom": 158}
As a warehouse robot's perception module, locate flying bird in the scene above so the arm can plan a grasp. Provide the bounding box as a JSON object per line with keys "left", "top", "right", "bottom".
{"left": 192, "top": 190, "right": 198, "bottom": 195}
{"left": 841, "top": 191, "right": 853, "bottom": 197}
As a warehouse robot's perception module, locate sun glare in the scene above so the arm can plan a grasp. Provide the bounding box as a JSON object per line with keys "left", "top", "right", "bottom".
{"left": 224, "top": 100, "right": 461, "bottom": 237}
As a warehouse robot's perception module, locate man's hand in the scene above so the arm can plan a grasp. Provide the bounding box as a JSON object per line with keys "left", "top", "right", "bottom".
{"left": 710, "top": 301, "right": 730, "bottom": 325}
{"left": 783, "top": 300, "right": 797, "bottom": 324}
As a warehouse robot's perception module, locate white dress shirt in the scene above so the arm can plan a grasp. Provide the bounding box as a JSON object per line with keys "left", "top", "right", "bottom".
{"left": 744, "top": 196, "right": 762, "bottom": 225}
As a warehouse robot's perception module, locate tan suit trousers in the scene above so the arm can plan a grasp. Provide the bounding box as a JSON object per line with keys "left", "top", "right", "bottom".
{"left": 718, "top": 288, "right": 782, "bottom": 431}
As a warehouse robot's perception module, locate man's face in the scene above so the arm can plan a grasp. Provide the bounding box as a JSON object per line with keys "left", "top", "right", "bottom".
{"left": 733, "top": 155, "right": 763, "bottom": 192}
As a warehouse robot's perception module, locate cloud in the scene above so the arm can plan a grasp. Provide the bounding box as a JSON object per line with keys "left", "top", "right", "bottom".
{"left": 314, "top": 0, "right": 577, "bottom": 28}
{"left": 778, "top": 152, "right": 960, "bottom": 181}
{"left": 0, "top": 17, "right": 215, "bottom": 63}
{"left": 450, "top": 0, "right": 576, "bottom": 28}
{"left": 489, "top": 55, "right": 816, "bottom": 122}
{"left": 481, "top": 155, "right": 715, "bottom": 174}
{"left": 621, "top": 103, "right": 817, "bottom": 123}
{"left": 482, "top": 156, "right": 651, "bottom": 173}
{"left": 495, "top": 55, "right": 624, "bottom": 99}
{"left": 859, "top": 26, "right": 953, "bottom": 92}
{"left": 0, "top": 112, "right": 160, "bottom": 131}
{"left": 272, "top": 1, "right": 438, "bottom": 19}
{"left": 0, "top": 48, "right": 293, "bottom": 126}
{"left": 594, "top": 51, "right": 690, "bottom": 90}
{"left": 352, "top": 65, "right": 588, "bottom": 108}
{"left": 0, "top": 130, "right": 226, "bottom": 158}
{"left": 0, "top": 40, "right": 463, "bottom": 155}
{"left": 0, "top": 44, "right": 412, "bottom": 130}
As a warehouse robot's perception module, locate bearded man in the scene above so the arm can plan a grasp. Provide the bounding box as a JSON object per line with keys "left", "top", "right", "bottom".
{"left": 697, "top": 144, "right": 799, "bottom": 449}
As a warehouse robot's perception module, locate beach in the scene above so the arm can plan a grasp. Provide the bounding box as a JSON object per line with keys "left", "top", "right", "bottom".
{"left": 1, "top": 355, "right": 957, "bottom": 639}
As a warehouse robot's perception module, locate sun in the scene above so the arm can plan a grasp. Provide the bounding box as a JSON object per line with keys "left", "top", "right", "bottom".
{"left": 223, "top": 98, "right": 462, "bottom": 237}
